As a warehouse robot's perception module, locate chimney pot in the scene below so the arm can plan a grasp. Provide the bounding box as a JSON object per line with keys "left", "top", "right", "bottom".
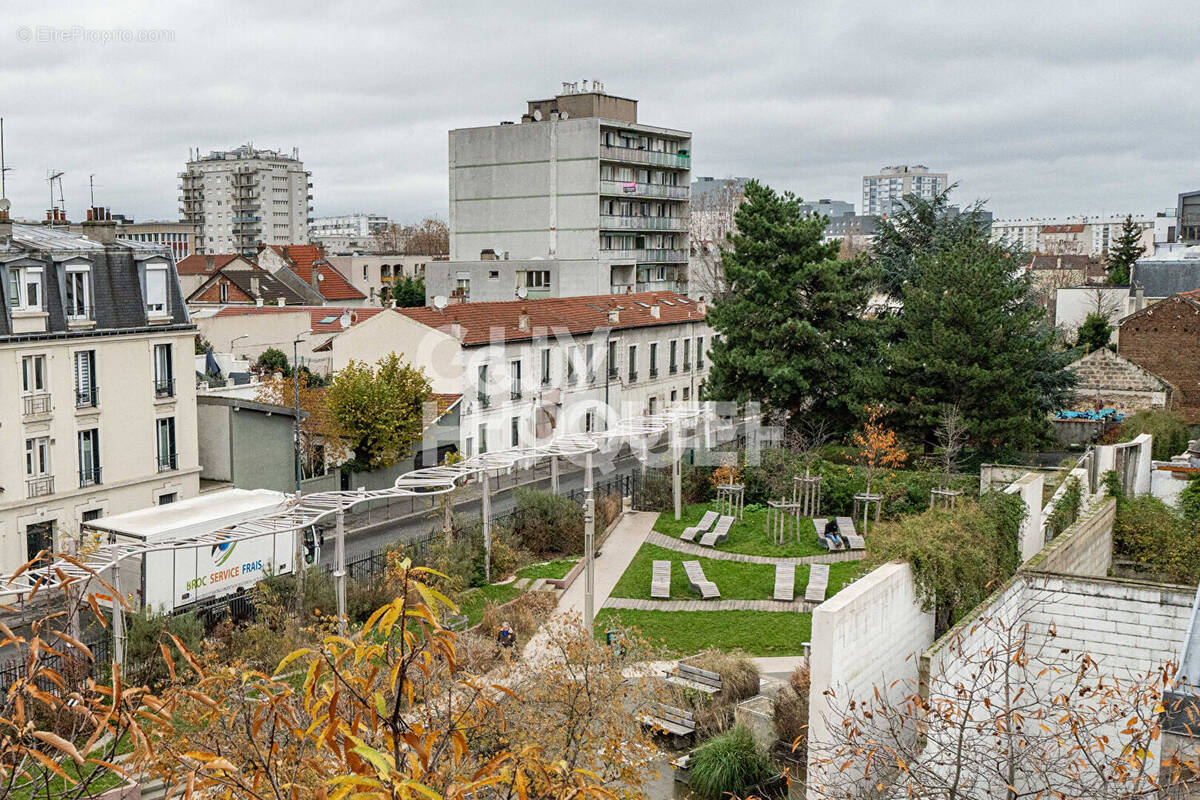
{"left": 256, "top": 297, "right": 264, "bottom": 307}
{"left": 518, "top": 306, "right": 531, "bottom": 332}
{"left": 277, "top": 297, "right": 285, "bottom": 307}
{"left": 650, "top": 303, "right": 661, "bottom": 319}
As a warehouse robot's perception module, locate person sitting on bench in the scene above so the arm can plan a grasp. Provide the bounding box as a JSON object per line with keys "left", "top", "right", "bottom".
{"left": 497, "top": 621, "right": 517, "bottom": 649}
{"left": 824, "top": 518, "right": 844, "bottom": 549}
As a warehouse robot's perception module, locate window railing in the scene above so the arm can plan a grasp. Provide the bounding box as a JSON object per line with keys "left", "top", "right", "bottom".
{"left": 79, "top": 466, "right": 102, "bottom": 488}
{"left": 683, "top": 360, "right": 691, "bottom": 371}
{"left": 599, "top": 215, "right": 688, "bottom": 232}
{"left": 649, "top": 367, "right": 659, "bottom": 379}
{"left": 670, "top": 362, "right": 678, "bottom": 374}
{"left": 26, "top": 476, "right": 54, "bottom": 498}
{"left": 76, "top": 385, "right": 99, "bottom": 409}
{"left": 154, "top": 377, "right": 175, "bottom": 398}
{"left": 511, "top": 388, "right": 523, "bottom": 401}
{"left": 67, "top": 307, "right": 95, "bottom": 322}
{"left": 22, "top": 394, "right": 52, "bottom": 416}
{"left": 599, "top": 145, "right": 690, "bottom": 169}
{"left": 627, "top": 370, "right": 637, "bottom": 383}
{"left": 599, "top": 180, "right": 689, "bottom": 200}
{"left": 157, "top": 451, "right": 178, "bottom": 472}
{"left": 608, "top": 367, "right": 619, "bottom": 380}
{"left": 477, "top": 392, "right": 491, "bottom": 408}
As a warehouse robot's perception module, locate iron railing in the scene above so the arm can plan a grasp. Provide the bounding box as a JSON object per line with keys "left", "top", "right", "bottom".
{"left": 76, "top": 385, "right": 99, "bottom": 408}
{"left": 154, "top": 377, "right": 175, "bottom": 398}
{"left": 157, "top": 451, "right": 178, "bottom": 472}
{"left": 79, "top": 466, "right": 102, "bottom": 488}
{"left": 22, "top": 394, "right": 52, "bottom": 416}
{"left": 26, "top": 476, "right": 54, "bottom": 498}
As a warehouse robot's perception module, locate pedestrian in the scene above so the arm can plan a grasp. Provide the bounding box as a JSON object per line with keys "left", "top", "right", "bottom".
{"left": 823, "top": 518, "right": 843, "bottom": 549}
{"left": 497, "top": 621, "right": 517, "bottom": 649}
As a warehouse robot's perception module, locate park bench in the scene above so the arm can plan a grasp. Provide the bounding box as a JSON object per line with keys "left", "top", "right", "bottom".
{"left": 639, "top": 703, "right": 696, "bottom": 739}
{"left": 670, "top": 752, "right": 693, "bottom": 784}
{"left": 681, "top": 510, "right": 719, "bottom": 542}
{"left": 805, "top": 563, "right": 829, "bottom": 602}
{"left": 836, "top": 516, "right": 866, "bottom": 549}
{"left": 651, "top": 560, "right": 671, "bottom": 599}
{"left": 813, "top": 518, "right": 838, "bottom": 550}
{"left": 667, "top": 662, "right": 723, "bottom": 694}
{"left": 683, "top": 560, "right": 720, "bottom": 599}
{"left": 699, "top": 515, "right": 734, "bottom": 547}
{"left": 773, "top": 563, "right": 795, "bottom": 601}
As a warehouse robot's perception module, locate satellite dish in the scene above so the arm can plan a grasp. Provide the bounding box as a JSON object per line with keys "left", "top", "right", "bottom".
{"left": 516, "top": 286, "right": 528, "bottom": 299}
{"left": 432, "top": 295, "right": 449, "bottom": 310}
{"left": 559, "top": 111, "right": 569, "bottom": 120}
{"left": 532, "top": 109, "right": 542, "bottom": 121}
{"left": 0, "top": 199, "right": 10, "bottom": 213}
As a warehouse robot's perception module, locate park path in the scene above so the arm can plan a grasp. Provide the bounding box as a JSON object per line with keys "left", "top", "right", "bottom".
{"left": 521, "top": 509, "right": 657, "bottom": 661}
{"left": 603, "top": 597, "right": 816, "bottom": 613}
{"left": 644, "top": 531, "right": 861, "bottom": 564}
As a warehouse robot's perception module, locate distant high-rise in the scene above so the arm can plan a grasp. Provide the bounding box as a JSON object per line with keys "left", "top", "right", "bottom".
{"left": 437, "top": 82, "right": 691, "bottom": 302}
{"left": 179, "top": 144, "right": 312, "bottom": 255}
{"left": 862, "top": 165, "right": 947, "bottom": 217}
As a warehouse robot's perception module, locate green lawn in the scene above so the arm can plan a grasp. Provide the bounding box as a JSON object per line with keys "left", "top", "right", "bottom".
{"left": 457, "top": 582, "right": 523, "bottom": 626}
{"left": 656, "top": 503, "right": 827, "bottom": 558}
{"left": 595, "top": 608, "right": 813, "bottom": 656}
{"left": 609, "top": 543, "right": 863, "bottom": 601}
{"left": 516, "top": 557, "right": 579, "bottom": 580}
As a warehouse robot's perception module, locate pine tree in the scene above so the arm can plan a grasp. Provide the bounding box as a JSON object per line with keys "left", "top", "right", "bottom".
{"left": 1106, "top": 214, "right": 1144, "bottom": 285}
{"left": 703, "top": 180, "right": 880, "bottom": 428}
{"left": 887, "top": 235, "right": 1075, "bottom": 456}
{"left": 1074, "top": 312, "right": 1113, "bottom": 352}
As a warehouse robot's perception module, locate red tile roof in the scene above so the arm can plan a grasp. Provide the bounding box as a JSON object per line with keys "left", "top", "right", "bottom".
{"left": 263, "top": 244, "right": 365, "bottom": 301}
{"left": 176, "top": 253, "right": 243, "bottom": 275}
{"left": 397, "top": 291, "right": 707, "bottom": 346}
{"left": 211, "top": 305, "right": 386, "bottom": 332}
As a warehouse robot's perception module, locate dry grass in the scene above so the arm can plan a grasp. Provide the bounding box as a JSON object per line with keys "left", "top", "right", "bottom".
{"left": 670, "top": 650, "right": 762, "bottom": 736}
{"left": 773, "top": 664, "right": 810, "bottom": 755}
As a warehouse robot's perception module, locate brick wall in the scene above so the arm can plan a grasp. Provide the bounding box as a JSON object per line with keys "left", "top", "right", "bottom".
{"left": 1119, "top": 296, "right": 1200, "bottom": 422}
{"left": 194, "top": 279, "right": 251, "bottom": 303}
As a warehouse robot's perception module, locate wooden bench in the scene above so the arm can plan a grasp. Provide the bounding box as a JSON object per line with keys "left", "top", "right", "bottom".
{"left": 681, "top": 510, "right": 719, "bottom": 542}
{"left": 443, "top": 613, "right": 469, "bottom": 632}
{"left": 667, "top": 662, "right": 723, "bottom": 694}
{"left": 683, "top": 560, "right": 720, "bottom": 599}
{"left": 639, "top": 703, "right": 696, "bottom": 738}
{"left": 651, "top": 560, "right": 671, "bottom": 599}
{"left": 805, "top": 563, "right": 830, "bottom": 602}
{"left": 699, "top": 515, "right": 734, "bottom": 547}
{"left": 670, "top": 752, "right": 693, "bottom": 784}
{"left": 836, "top": 516, "right": 866, "bottom": 549}
{"left": 773, "top": 563, "right": 795, "bottom": 601}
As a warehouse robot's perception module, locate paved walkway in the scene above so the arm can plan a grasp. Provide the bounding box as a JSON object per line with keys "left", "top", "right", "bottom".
{"left": 603, "top": 597, "right": 816, "bottom": 613}
{"left": 645, "top": 531, "right": 861, "bottom": 564}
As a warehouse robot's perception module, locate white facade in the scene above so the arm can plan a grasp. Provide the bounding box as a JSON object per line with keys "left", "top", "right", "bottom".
{"left": 309, "top": 213, "right": 388, "bottom": 239}
{"left": 991, "top": 213, "right": 1158, "bottom": 257}
{"left": 862, "top": 165, "right": 947, "bottom": 216}
{"left": 447, "top": 88, "right": 691, "bottom": 301}
{"left": 180, "top": 144, "right": 312, "bottom": 255}
{"left": 328, "top": 254, "right": 437, "bottom": 304}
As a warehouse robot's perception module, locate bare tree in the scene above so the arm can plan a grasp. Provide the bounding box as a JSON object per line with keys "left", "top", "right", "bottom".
{"left": 785, "top": 415, "right": 834, "bottom": 478}
{"left": 371, "top": 217, "right": 449, "bottom": 256}
{"left": 807, "top": 597, "right": 1197, "bottom": 799}
{"left": 372, "top": 221, "right": 411, "bottom": 254}
{"left": 935, "top": 403, "right": 968, "bottom": 489}
{"left": 689, "top": 179, "right": 744, "bottom": 301}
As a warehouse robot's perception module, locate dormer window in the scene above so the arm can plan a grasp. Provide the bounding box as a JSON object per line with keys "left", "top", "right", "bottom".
{"left": 65, "top": 262, "right": 92, "bottom": 320}
{"left": 145, "top": 263, "right": 169, "bottom": 316}
{"left": 7, "top": 265, "right": 43, "bottom": 312}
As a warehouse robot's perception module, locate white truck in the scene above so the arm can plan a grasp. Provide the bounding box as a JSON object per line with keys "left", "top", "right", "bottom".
{"left": 83, "top": 489, "right": 296, "bottom": 614}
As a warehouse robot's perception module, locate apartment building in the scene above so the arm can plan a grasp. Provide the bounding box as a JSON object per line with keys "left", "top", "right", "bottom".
{"left": 179, "top": 144, "right": 312, "bottom": 255}
{"left": 328, "top": 254, "right": 438, "bottom": 304}
{"left": 862, "top": 165, "right": 948, "bottom": 216}
{"left": 990, "top": 213, "right": 1157, "bottom": 257}
{"left": 116, "top": 221, "right": 196, "bottom": 261}
{"left": 0, "top": 206, "right": 199, "bottom": 574}
{"left": 438, "top": 82, "right": 691, "bottom": 303}
{"left": 309, "top": 213, "right": 389, "bottom": 254}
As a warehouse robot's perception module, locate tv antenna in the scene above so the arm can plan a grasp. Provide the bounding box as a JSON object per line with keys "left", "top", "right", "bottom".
{"left": 89, "top": 174, "right": 97, "bottom": 207}
{"left": 47, "top": 170, "right": 65, "bottom": 217}
{"left": 0, "top": 118, "right": 10, "bottom": 200}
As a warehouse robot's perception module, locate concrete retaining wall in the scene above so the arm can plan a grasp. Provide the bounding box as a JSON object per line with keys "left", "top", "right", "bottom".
{"left": 1027, "top": 496, "right": 1115, "bottom": 577}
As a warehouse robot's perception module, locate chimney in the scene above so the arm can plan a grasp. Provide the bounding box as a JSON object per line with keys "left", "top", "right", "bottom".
{"left": 0, "top": 199, "right": 12, "bottom": 244}
{"left": 518, "top": 306, "right": 530, "bottom": 332}
{"left": 607, "top": 306, "right": 619, "bottom": 324}
{"left": 205, "top": 255, "right": 215, "bottom": 271}
{"left": 81, "top": 207, "right": 117, "bottom": 245}
{"left": 696, "top": 295, "right": 707, "bottom": 315}
{"left": 277, "top": 297, "right": 285, "bottom": 307}
{"left": 1135, "top": 284, "right": 1145, "bottom": 311}
{"left": 650, "top": 303, "right": 661, "bottom": 319}
{"left": 256, "top": 297, "right": 264, "bottom": 308}
{"left": 450, "top": 322, "right": 464, "bottom": 340}
{"left": 250, "top": 274, "right": 260, "bottom": 297}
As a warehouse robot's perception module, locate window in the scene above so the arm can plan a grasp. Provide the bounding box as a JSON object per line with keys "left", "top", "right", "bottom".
{"left": 154, "top": 344, "right": 174, "bottom": 397}
{"left": 464, "top": 436, "right": 474, "bottom": 458}
{"left": 477, "top": 364, "right": 489, "bottom": 406}
{"left": 511, "top": 416, "right": 520, "bottom": 447}
{"left": 156, "top": 417, "right": 177, "bottom": 471}
{"left": 649, "top": 342, "right": 658, "bottom": 377}
{"left": 78, "top": 429, "right": 101, "bottom": 487}
{"left": 25, "top": 437, "right": 50, "bottom": 477}
{"left": 362, "top": 265, "right": 368, "bottom": 279}
{"left": 145, "top": 265, "right": 169, "bottom": 315}
{"left": 489, "top": 270, "right": 499, "bottom": 280}
{"left": 82, "top": 509, "right": 103, "bottom": 523}
{"left": 75, "top": 350, "right": 97, "bottom": 408}
{"left": 510, "top": 359, "right": 522, "bottom": 400}
{"left": 567, "top": 347, "right": 578, "bottom": 384}
{"left": 586, "top": 343, "right": 596, "bottom": 382}
{"left": 22, "top": 354, "right": 46, "bottom": 393}
{"left": 219, "top": 282, "right": 229, "bottom": 303}
{"left": 585, "top": 410, "right": 595, "bottom": 433}
{"left": 683, "top": 338, "right": 691, "bottom": 370}
{"left": 7, "top": 266, "right": 43, "bottom": 311}
{"left": 65, "top": 265, "right": 91, "bottom": 320}
{"left": 696, "top": 336, "right": 705, "bottom": 369}
{"left": 669, "top": 340, "right": 678, "bottom": 373}
{"left": 670, "top": 389, "right": 678, "bottom": 403}
{"left": 478, "top": 423, "right": 488, "bottom": 454}
{"left": 540, "top": 348, "right": 551, "bottom": 386}
{"left": 158, "top": 493, "right": 177, "bottom": 506}
{"left": 683, "top": 387, "right": 691, "bottom": 401}
{"left": 520, "top": 270, "right": 550, "bottom": 289}
{"left": 607, "top": 340, "right": 618, "bottom": 379}
{"left": 627, "top": 344, "right": 637, "bottom": 382}
{"left": 648, "top": 397, "right": 657, "bottom": 415}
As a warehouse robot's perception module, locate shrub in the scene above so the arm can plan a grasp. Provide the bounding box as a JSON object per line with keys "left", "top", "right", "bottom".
{"left": 1114, "top": 495, "right": 1200, "bottom": 585}
{"left": 774, "top": 664, "right": 810, "bottom": 758}
{"left": 1110, "top": 409, "right": 1189, "bottom": 460}
{"left": 1179, "top": 478, "right": 1200, "bottom": 523}
{"left": 512, "top": 488, "right": 584, "bottom": 556}
{"left": 1046, "top": 476, "right": 1083, "bottom": 538}
{"left": 687, "top": 725, "right": 775, "bottom": 800}
{"left": 123, "top": 609, "right": 203, "bottom": 690}
{"left": 675, "top": 650, "right": 761, "bottom": 735}
{"left": 596, "top": 491, "right": 622, "bottom": 532}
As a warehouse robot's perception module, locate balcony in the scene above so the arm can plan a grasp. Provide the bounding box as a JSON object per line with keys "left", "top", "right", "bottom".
{"left": 600, "top": 180, "right": 689, "bottom": 200}
{"left": 79, "top": 466, "right": 102, "bottom": 488}
{"left": 627, "top": 370, "right": 637, "bottom": 383}
{"left": 600, "top": 145, "right": 690, "bottom": 169}
{"left": 157, "top": 451, "right": 178, "bottom": 473}
{"left": 22, "top": 394, "right": 52, "bottom": 417}
{"left": 154, "top": 378, "right": 175, "bottom": 399}
{"left": 67, "top": 307, "right": 96, "bottom": 324}
{"left": 511, "top": 389, "right": 523, "bottom": 401}
{"left": 26, "top": 476, "right": 54, "bottom": 499}
{"left": 599, "top": 215, "right": 687, "bottom": 233}
{"left": 76, "top": 385, "right": 99, "bottom": 409}
{"left": 649, "top": 367, "right": 659, "bottom": 379}
{"left": 670, "top": 363, "right": 678, "bottom": 375}
{"left": 683, "top": 361, "right": 692, "bottom": 371}
{"left": 608, "top": 367, "right": 619, "bottom": 380}
{"left": 477, "top": 392, "right": 491, "bottom": 409}
{"left": 602, "top": 248, "right": 688, "bottom": 264}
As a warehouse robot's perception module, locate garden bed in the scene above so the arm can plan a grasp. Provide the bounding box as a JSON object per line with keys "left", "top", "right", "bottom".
{"left": 596, "top": 608, "right": 812, "bottom": 657}
{"left": 656, "top": 503, "right": 827, "bottom": 558}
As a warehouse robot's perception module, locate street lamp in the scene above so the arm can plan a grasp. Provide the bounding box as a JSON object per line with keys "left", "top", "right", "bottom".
{"left": 230, "top": 333, "right": 248, "bottom": 358}
{"left": 292, "top": 331, "right": 311, "bottom": 494}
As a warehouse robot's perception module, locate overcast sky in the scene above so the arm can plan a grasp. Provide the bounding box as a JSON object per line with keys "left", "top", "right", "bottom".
{"left": 1, "top": 1, "right": 1197, "bottom": 225}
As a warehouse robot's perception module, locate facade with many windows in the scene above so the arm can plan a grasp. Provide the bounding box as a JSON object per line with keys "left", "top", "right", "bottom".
{"left": 0, "top": 210, "right": 199, "bottom": 575}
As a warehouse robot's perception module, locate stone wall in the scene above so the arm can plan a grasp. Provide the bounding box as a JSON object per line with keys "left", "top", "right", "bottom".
{"left": 1067, "top": 346, "right": 1173, "bottom": 414}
